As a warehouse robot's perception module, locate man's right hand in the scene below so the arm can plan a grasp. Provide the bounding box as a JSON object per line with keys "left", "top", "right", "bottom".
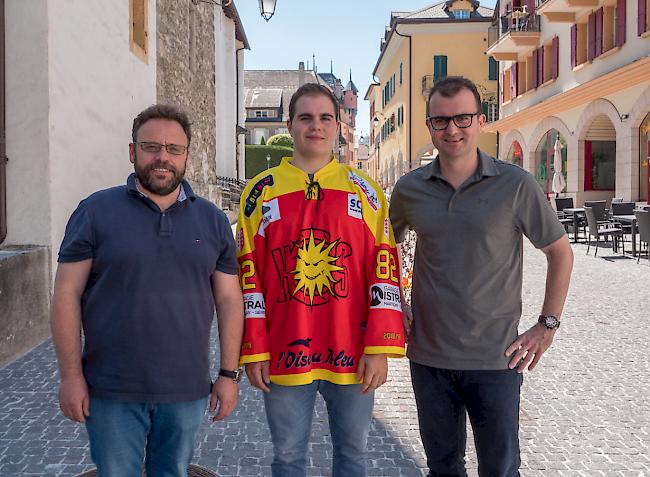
{"left": 245, "top": 361, "right": 271, "bottom": 392}
{"left": 59, "top": 376, "right": 90, "bottom": 423}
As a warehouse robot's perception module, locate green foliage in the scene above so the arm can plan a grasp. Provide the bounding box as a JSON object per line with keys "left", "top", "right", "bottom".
{"left": 245, "top": 145, "right": 293, "bottom": 179}
{"left": 266, "top": 134, "right": 294, "bottom": 148}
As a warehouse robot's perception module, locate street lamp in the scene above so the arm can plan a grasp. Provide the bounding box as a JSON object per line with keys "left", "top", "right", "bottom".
{"left": 258, "top": 0, "right": 277, "bottom": 21}
{"left": 266, "top": 154, "right": 271, "bottom": 169}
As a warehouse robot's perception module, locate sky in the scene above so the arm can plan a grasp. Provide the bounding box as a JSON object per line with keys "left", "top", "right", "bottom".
{"left": 235, "top": 0, "right": 497, "bottom": 138}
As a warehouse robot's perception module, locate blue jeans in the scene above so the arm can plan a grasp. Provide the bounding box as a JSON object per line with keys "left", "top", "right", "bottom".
{"left": 410, "top": 362, "right": 523, "bottom": 477}
{"left": 85, "top": 396, "right": 208, "bottom": 477}
{"left": 264, "top": 381, "right": 374, "bottom": 477}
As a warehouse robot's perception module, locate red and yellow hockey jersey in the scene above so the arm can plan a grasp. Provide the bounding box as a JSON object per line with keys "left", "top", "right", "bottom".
{"left": 236, "top": 157, "right": 405, "bottom": 386}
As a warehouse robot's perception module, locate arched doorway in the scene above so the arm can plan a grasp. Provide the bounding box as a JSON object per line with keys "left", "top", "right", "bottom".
{"left": 505, "top": 141, "right": 523, "bottom": 166}
{"left": 640, "top": 112, "right": 650, "bottom": 203}
{"left": 534, "top": 129, "right": 567, "bottom": 194}
{"left": 583, "top": 115, "right": 616, "bottom": 193}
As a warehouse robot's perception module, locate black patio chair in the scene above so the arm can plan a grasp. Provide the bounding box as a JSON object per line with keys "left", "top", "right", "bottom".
{"left": 584, "top": 206, "right": 623, "bottom": 256}
{"left": 75, "top": 464, "right": 217, "bottom": 477}
{"left": 554, "top": 197, "right": 581, "bottom": 235}
{"left": 610, "top": 201, "right": 635, "bottom": 216}
{"left": 584, "top": 200, "right": 608, "bottom": 223}
{"left": 554, "top": 197, "right": 574, "bottom": 213}
{"left": 634, "top": 210, "right": 650, "bottom": 266}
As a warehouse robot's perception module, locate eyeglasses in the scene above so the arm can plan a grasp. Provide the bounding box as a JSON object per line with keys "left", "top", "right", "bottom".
{"left": 136, "top": 141, "right": 188, "bottom": 156}
{"left": 426, "top": 113, "right": 480, "bottom": 131}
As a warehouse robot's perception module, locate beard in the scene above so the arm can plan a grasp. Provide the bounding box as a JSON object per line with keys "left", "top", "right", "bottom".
{"left": 133, "top": 153, "right": 186, "bottom": 196}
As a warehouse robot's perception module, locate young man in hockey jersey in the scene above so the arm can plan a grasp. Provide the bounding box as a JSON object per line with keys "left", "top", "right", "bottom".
{"left": 236, "top": 83, "right": 405, "bottom": 477}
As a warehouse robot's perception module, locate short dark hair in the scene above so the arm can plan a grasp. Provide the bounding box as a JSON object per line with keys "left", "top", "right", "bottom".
{"left": 132, "top": 104, "right": 192, "bottom": 145}
{"left": 289, "top": 83, "right": 340, "bottom": 122}
{"left": 427, "top": 76, "right": 482, "bottom": 116}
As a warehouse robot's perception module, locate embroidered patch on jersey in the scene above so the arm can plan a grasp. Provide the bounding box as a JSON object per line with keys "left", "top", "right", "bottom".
{"left": 347, "top": 193, "right": 362, "bottom": 219}
{"left": 244, "top": 174, "right": 274, "bottom": 217}
{"left": 259, "top": 198, "right": 281, "bottom": 237}
{"left": 243, "top": 292, "right": 266, "bottom": 319}
{"left": 369, "top": 284, "right": 401, "bottom": 312}
{"left": 348, "top": 171, "right": 380, "bottom": 211}
{"left": 383, "top": 218, "right": 390, "bottom": 239}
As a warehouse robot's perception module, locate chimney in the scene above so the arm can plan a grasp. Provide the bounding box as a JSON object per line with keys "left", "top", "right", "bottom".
{"left": 299, "top": 61, "right": 305, "bottom": 86}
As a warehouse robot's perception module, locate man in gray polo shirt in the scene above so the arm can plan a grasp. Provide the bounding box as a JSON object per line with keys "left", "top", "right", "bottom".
{"left": 390, "top": 77, "right": 573, "bottom": 476}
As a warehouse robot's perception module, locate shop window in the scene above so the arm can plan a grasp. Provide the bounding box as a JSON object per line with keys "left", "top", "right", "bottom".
{"left": 535, "top": 130, "right": 567, "bottom": 194}
{"left": 585, "top": 141, "right": 616, "bottom": 190}
{"left": 506, "top": 141, "right": 523, "bottom": 166}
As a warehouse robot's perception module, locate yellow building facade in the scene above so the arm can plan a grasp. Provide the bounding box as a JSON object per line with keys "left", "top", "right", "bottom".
{"left": 370, "top": 1, "right": 497, "bottom": 188}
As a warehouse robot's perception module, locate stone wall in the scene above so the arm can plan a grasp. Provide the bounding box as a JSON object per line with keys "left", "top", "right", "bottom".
{"left": 0, "top": 247, "right": 50, "bottom": 367}
{"left": 156, "top": 0, "right": 220, "bottom": 205}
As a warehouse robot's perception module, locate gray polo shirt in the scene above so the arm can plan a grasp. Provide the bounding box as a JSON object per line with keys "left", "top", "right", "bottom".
{"left": 390, "top": 151, "right": 565, "bottom": 370}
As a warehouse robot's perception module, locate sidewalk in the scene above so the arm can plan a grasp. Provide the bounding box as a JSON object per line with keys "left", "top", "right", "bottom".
{"left": 1, "top": 239, "right": 649, "bottom": 476}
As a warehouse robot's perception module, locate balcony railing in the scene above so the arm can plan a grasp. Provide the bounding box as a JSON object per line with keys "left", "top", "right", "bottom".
{"left": 488, "top": 12, "right": 541, "bottom": 48}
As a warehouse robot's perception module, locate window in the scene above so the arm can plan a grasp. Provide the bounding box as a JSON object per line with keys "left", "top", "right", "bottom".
{"left": 482, "top": 101, "right": 498, "bottom": 122}
{"left": 400, "top": 62, "right": 403, "bottom": 84}
{"left": 638, "top": 0, "right": 649, "bottom": 36}
{"left": 488, "top": 57, "right": 498, "bottom": 81}
{"left": 454, "top": 9, "right": 470, "bottom": 19}
{"left": 129, "top": 0, "right": 148, "bottom": 62}
{"left": 255, "top": 110, "right": 269, "bottom": 118}
{"left": 433, "top": 55, "right": 448, "bottom": 81}
{"left": 585, "top": 141, "right": 616, "bottom": 190}
{"left": 535, "top": 130, "right": 568, "bottom": 194}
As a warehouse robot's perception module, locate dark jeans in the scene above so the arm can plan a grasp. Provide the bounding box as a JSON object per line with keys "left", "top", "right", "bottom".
{"left": 410, "top": 361, "right": 523, "bottom": 477}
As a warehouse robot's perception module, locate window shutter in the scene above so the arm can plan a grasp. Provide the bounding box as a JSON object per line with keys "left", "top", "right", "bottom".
{"left": 571, "top": 24, "right": 577, "bottom": 68}
{"left": 616, "top": 0, "right": 626, "bottom": 46}
{"left": 537, "top": 46, "right": 544, "bottom": 85}
{"left": 500, "top": 71, "right": 505, "bottom": 103}
{"left": 488, "top": 57, "right": 498, "bottom": 81}
{"left": 482, "top": 101, "right": 489, "bottom": 118}
{"left": 552, "top": 36, "right": 559, "bottom": 79}
{"left": 639, "top": 0, "right": 647, "bottom": 35}
{"left": 441, "top": 56, "right": 448, "bottom": 78}
{"left": 532, "top": 49, "right": 539, "bottom": 87}
{"left": 588, "top": 12, "right": 596, "bottom": 61}
{"left": 595, "top": 7, "right": 603, "bottom": 57}
{"left": 510, "top": 63, "right": 518, "bottom": 99}
{"left": 434, "top": 56, "right": 440, "bottom": 80}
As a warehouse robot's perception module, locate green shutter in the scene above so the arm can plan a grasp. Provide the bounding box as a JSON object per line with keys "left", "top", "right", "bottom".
{"left": 434, "top": 55, "right": 448, "bottom": 81}
{"left": 482, "top": 101, "right": 489, "bottom": 117}
{"left": 488, "top": 57, "right": 498, "bottom": 81}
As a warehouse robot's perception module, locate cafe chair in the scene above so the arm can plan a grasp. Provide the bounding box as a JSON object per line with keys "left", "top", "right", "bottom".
{"left": 584, "top": 206, "right": 623, "bottom": 256}
{"left": 634, "top": 210, "right": 650, "bottom": 266}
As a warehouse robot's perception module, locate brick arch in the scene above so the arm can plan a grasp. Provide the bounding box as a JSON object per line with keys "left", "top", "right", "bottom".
{"left": 499, "top": 130, "right": 527, "bottom": 162}
{"left": 575, "top": 98, "right": 623, "bottom": 140}
{"left": 628, "top": 83, "right": 650, "bottom": 129}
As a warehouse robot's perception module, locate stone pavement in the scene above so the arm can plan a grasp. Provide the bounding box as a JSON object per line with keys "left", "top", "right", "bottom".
{"left": 1, "top": 239, "right": 649, "bottom": 476}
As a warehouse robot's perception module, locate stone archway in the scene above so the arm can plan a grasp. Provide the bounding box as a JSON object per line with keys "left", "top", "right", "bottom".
{"left": 415, "top": 143, "right": 437, "bottom": 167}
{"left": 575, "top": 99, "right": 625, "bottom": 201}
{"left": 527, "top": 117, "right": 575, "bottom": 196}
{"left": 499, "top": 129, "right": 527, "bottom": 163}
{"left": 626, "top": 85, "right": 650, "bottom": 202}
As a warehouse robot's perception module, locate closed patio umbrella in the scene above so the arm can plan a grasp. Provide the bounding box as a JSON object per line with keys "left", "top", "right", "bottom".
{"left": 551, "top": 137, "right": 566, "bottom": 196}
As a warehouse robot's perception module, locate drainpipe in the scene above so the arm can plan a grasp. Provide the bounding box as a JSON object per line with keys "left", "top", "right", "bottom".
{"left": 235, "top": 45, "right": 246, "bottom": 181}
{"left": 393, "top": 24, "right": 413, "bottom": 171}
{"left": 0, "top": 0, "right": 7, "bottom": 244}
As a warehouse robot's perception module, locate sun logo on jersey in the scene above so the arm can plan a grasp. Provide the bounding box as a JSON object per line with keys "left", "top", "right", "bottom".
{"left": 292, "top": 231, "right": 344, "bottom": 304}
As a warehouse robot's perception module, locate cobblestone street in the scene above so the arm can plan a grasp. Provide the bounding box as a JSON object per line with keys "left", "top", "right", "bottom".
{"left": 1, "top": 239, "right": 648, "bottom": 476}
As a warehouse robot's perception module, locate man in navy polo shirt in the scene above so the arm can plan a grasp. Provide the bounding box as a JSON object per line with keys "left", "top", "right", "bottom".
{"left": 50, "top": 104, "right": 244, "bottom": 476}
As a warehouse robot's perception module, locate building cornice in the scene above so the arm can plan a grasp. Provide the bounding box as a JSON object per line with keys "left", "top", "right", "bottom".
{"left": 483, "top": 55, "right": 650, "bottom": 133}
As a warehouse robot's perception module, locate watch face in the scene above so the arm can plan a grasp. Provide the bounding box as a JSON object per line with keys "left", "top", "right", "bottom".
{"left": 540, "top": 315, "right": 559, "bottom": 329}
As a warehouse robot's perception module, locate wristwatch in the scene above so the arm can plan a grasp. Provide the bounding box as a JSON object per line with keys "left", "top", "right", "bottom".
{"left": 218, "top": 368, "right": 243, "bottom": 383}
{"left": 538, "top": 314, "right": 561, "bottom": 330}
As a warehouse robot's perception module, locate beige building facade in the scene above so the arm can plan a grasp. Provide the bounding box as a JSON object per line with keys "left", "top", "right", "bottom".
{"left": 486, "top": 0, "right": 650, "bottom": 205}
{"left": 370, "top": 1, "right": 497, "bottom": 189}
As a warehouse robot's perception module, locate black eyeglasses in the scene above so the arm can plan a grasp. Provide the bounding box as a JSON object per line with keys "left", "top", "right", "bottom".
{"left": 426, "top": 113, "right": 480, "bottom": 131}
{"left": 136, "top": 141, "right": 188, "bottom": 156}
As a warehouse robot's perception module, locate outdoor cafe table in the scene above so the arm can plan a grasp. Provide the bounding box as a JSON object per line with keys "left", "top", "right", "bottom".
{"left": 612, "top": 214, "right": 638, "bottom": 256}
{"left": 563, "top": 208, "right": 585, "bottom": 243}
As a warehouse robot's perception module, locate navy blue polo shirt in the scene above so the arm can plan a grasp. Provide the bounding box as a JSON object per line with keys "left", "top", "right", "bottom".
{"left": 58, "top": 174, "right": 238, "bottom": 402}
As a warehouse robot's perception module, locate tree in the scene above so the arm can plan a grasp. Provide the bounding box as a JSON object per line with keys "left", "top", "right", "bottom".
{"left": 266, "top": 134, "right": 294, "bottom": 149}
